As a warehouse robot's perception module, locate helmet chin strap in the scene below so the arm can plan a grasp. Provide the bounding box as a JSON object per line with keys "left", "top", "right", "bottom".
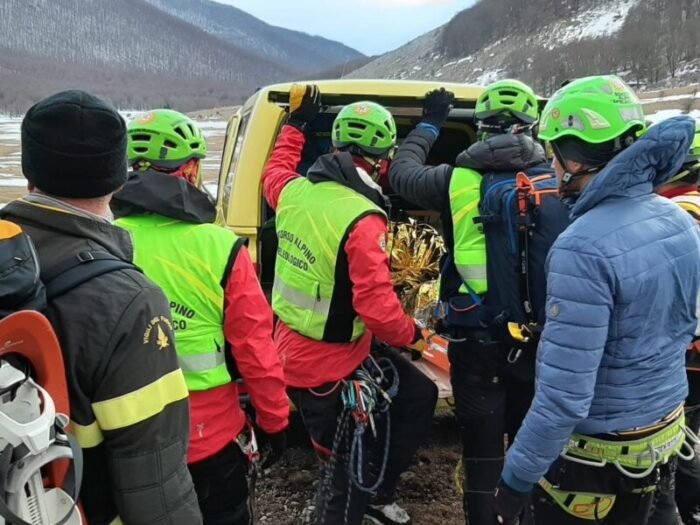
{"left": 552, "top": 142, "right": 603, "bottom": 190}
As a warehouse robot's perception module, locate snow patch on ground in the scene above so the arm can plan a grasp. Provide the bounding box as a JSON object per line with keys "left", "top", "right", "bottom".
{"left": 0, "top": 177, "right": 28, "bottom": 187}
{"left": 474, "top": 68, "right": 503, "bottom": 85}
{"left": 560, "top": 0, "right": 641, "bottom": 44}
{"left": 641, "top": 94, "right": 697, "bottom": 104}
{"left": 0, "top": 117, "right": 22, "bottom": 145}
{"left": 645, "top": 109, "right": 700, "bottom": 125}
{"left": 203, "top": 181, "right": 218, "bottom": 200}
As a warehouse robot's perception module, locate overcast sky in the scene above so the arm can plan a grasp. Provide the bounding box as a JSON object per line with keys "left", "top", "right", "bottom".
{"left": 217, "top": 0, "right": 472, "bottom": 56}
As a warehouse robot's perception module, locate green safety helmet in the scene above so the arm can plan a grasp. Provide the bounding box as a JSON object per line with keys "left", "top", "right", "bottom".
{"left": 538, "top": 75, "right": 646, "bottom": 144}
{"left": 127, "top": 109, "right": 207, "bottom": 168}
{"left": 475, "top": 79, "right": 539, "bottom": 124}
{"left": 332, "top": 101, "right": 397, "bottom": 158}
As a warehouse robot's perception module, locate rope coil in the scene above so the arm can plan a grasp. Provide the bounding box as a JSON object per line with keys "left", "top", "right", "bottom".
{"left": 317, "top": 354, "right": 400, "bottom": 525}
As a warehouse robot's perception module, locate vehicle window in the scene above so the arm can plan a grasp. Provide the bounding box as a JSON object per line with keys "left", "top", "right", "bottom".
{"left": 221, "top": 113, "right": 250, "bottom": 213}
{"left": 298, "top": 113, "right": 475, "bottom": 176}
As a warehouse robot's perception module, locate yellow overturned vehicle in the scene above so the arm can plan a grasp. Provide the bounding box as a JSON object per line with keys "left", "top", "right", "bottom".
{"left": 214, "top": 79, "right": 487, "bottom": 399}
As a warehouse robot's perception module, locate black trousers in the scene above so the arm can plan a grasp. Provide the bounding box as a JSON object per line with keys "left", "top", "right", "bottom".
{"left": 188, "top": 442, "right": 251, "bottom": 525}
{"left": 649, "top": 371, "right": 700, "bottom": 525}
{"left": 649, "top": 406, "right": 700, "bottom": 525}
{"left": 677, "top": 387, "right": 700, "bottom": 524}
{"left": 531, "top": 456, "right": 678, "bottom": 525}
{"left": 288, "top": 346, "right": 438, "bottom": 525}
{"left": 448, "top": 332, "right": 535, "bottom": 525}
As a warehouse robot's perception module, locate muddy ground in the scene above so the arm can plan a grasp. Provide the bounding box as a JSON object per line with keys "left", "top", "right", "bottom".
{"left": 256, "top": 410, "right": 464, "bottom": 525}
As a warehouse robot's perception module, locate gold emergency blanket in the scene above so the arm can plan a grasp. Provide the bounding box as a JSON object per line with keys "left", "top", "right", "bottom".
{"left": 389, "top": 219, "right": 445, "bottom": 324}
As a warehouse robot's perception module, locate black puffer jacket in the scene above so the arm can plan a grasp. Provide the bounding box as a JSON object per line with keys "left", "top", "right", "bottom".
{"left": 0, "top": 199, "right": 201, "bottom": 525}
{"left": 389, "top": 127, "right": 548, "bottom": 299}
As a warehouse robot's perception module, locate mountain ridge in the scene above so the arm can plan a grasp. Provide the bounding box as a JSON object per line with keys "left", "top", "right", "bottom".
{"left": 349, "top": 0, "right": 700, "bottom": 94}
{"left": 144, "top": 0, "right": 362, "bottom": 73}
{"left": 0, "top": 0, "right": 360, "bottom": 113}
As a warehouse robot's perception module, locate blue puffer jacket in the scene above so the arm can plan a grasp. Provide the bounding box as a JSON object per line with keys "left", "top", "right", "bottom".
{"left": 503, "top": 116, "right": 700, "bottom": 491}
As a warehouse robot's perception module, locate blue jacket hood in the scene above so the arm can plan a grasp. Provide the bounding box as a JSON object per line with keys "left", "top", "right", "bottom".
{"left": 571, "top": 116, "right": 695, "bottom": 219}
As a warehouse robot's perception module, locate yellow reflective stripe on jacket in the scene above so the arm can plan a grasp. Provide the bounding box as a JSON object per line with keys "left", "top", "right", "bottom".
{"left": 71, "top": 419, "right": 104, "bottom": 449}
{"left": 109, "top": 517, "right": 123, "bottom": 525}
{"left": 92, "top": 369, "right": 188, "bottom": 431}
{"left": 449, "top": 167, "right": 487, "bottom": 295}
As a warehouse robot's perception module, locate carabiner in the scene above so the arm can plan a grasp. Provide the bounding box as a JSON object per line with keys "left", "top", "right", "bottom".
{"left": 560, "top": 449, "right": 607, "bottom": 468}
{"left": 613, "top": 446, "right": 658, "bottom": 479}
{"left": 507, "top": 347, "right": 522, "bottom": 364}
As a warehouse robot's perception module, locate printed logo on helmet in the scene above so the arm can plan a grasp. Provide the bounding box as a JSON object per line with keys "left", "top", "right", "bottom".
{"left": 137, "top": 112, "right": 156, "bottom": 125}
{"left": 551, "top": 108, "right": 561, "bottom": 120}
{"left": 610, "top": 79, "right": 628, "bottom": 93}
{"left": 354, "top": 104, "right": 371, "bottom": 116}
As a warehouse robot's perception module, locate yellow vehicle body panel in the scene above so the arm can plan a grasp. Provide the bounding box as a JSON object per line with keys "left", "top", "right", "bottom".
{"left": 216, "top": 79, "right": 484, "bottom": 263}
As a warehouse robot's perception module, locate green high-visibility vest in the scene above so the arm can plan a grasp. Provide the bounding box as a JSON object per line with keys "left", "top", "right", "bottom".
{"left": 116, "top": 214, "right": 237, "bottom": 391}
{"left": 449, "top": 167, "right": 488, "bottom": 295}
{"left": 273, "top": 177, "right": 385, "bottom": 342}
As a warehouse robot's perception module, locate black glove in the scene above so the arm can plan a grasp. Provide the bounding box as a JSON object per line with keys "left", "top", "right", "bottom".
{"left": 260, "top": 430, "right": 286, "bottom": 470}
{"left": 422, "top": 88, "right": 455, "bottom": 129}
{"left": 406, "top": 324, "right": 427, "bottom": 361}
{"left": 287, "top": 84, "right": 321, "bottom": 130}
{"left": 492, "top": 479, "right": 529, "bottom": 524}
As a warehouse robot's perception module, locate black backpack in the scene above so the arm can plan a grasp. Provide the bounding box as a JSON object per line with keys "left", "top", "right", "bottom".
{"left": 475, "top": 167, "right": 571, "bottom": 352}
{"left": 0, "top": 220, "right": 136, "bottom": 525}
{"left": 0, "top": 219, "right": 136, "bottom": 318}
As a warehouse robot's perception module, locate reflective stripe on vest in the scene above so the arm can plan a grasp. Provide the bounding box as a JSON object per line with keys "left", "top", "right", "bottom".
{"left": 273, "top": 274, "right": 332, "bottom": 316}
{"left": 116, "top": 214, "right": 237, "bottom": 391}
{"left": 273, "top": 177, "right": 385, "bottom": 342}
{"left": 449, "top": 167, "right": 487, "bottom": 295}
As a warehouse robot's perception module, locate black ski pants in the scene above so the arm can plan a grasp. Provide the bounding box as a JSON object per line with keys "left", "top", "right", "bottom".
{"left": 288, "top": 345, "right": 438, "bottom": 525}
{"left": 187, "top": 441, "right": 251, "bottom": 525}
{"left": 448, "top": 329, "right": 535, "bottom": 525}
{"left": 531, "top": 456, "right": 678, "bottom": 525}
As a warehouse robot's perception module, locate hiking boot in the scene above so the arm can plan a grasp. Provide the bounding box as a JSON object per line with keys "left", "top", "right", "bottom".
{"left": 365, "top": 502, "right": 412, "bottom": 525}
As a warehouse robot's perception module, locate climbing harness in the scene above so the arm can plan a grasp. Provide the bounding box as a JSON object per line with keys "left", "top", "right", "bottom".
{"left": 317, "top": 353, "right": 400, "bottom": 525}
{"left": 560, "top": 409, "right": 696, "bottom": 479}
{"left": 541, "top": 407, "right": 700, "bottom": 522}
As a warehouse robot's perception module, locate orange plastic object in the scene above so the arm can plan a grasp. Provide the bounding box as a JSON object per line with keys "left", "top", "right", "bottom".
{"left": 420, "top": 328, "right": 450, "bottom": 374}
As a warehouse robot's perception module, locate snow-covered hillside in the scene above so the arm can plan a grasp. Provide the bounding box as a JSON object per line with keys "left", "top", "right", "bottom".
{"left": 555, "top": 0, "right": 640, "bottom": 46}
{"left": 350, "top": 0, "right": 700, "bottom": 93}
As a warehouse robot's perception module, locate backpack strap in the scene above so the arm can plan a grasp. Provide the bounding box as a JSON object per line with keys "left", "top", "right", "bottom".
{"left": 44, "top": 251, "right": 138, "bottom": 302}
{"left": 515, "top": 172, "right": 537, "bottom": 325}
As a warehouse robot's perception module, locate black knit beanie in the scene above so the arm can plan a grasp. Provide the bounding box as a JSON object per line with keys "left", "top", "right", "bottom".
{"left": 21, "top": 90, "right": 127, "bottom": 198}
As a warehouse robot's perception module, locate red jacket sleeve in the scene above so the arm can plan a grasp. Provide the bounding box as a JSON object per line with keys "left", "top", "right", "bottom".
{"left": 263, "top": 124, "right": 305, "bottom": 210}
{"left": 224, "top": 246, "right": 289, "bottom": 434}
{"left": 345, "top": 214, "right": 416, "bottom": 347}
